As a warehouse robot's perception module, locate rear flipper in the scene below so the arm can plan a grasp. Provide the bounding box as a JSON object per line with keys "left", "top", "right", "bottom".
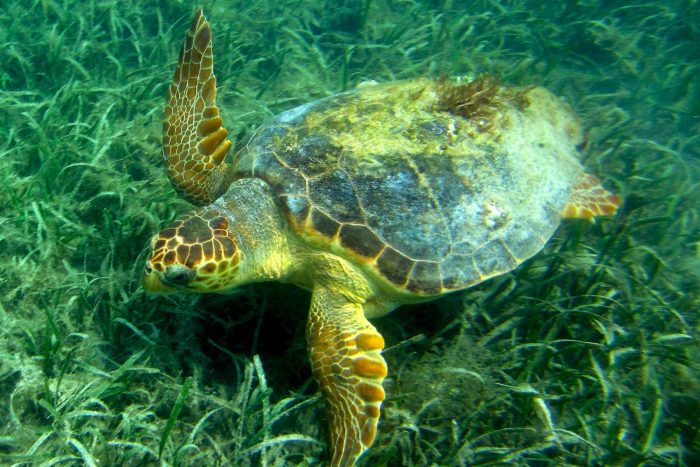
{"left": 562, "top": 173, "right": 621, "bottom": 221}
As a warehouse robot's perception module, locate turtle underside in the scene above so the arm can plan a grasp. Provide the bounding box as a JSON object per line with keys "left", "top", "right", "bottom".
{"left": 234, "top": 77, "right": 584, "bottom": 295}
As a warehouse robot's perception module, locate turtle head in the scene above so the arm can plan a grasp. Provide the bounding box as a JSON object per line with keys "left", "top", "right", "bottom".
{"left": 143, "top": 209, "right": 241, "bottom": 293}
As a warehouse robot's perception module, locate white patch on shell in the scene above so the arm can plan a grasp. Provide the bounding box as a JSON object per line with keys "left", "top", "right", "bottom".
{"left": 482, "top": 201, "right": 508, "bottom": 229}
{"left": 356, "top": 80, "right": 378, "bottom": 88}
{"left": 285, "top": 195, "right": 307, "bottom": 215}
{"left": 386, "top": 170, "right": 412, "bottom": 191}
{"left": 446, "top": 121, "right": 457, "bottom": 142}
{"left": 276, "top": 102, "right": 315, "bottom": 124}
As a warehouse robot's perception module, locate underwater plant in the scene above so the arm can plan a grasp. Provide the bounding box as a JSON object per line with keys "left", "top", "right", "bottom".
{"left": 0, "top": 0, "right": 697, "bottom": 465}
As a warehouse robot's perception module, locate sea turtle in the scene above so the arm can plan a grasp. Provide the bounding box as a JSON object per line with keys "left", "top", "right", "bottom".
{"left": 143, "top": 9, "right": 621, "bottom": 466}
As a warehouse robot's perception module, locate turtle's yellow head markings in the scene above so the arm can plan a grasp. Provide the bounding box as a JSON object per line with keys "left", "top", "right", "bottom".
{"left": 143, "top": 209, "right": 240, "bottom": 293}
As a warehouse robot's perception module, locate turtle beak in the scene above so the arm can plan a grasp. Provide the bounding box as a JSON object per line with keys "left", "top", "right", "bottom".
{"left": 142, "top": 266, "right": 178, "bottom": 294}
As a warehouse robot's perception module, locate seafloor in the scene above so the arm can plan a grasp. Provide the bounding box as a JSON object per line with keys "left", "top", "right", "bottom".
{"left": 0, "top": 0, "right": 698, "bottom": 465}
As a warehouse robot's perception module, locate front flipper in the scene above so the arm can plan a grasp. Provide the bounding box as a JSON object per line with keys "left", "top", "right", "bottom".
{"left": 307, "top": 288, "right": 387, "bottom": 466}
{"left": 163, "top": 9, "right": 233, "bottom": 206}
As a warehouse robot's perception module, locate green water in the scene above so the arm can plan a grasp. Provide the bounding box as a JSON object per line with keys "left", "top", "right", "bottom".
{"left": 0, "top": 1, "right": 697, "bottom": 465}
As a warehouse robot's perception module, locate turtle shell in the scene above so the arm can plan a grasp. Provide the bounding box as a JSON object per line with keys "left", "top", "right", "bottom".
{"left": 235, "top": 78, "right": 583, "bottom": 295}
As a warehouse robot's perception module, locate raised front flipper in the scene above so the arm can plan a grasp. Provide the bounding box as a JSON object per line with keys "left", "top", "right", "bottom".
{"left": 307, "top": 288, "right": 387, "bottom": 466}
{"left": 562, "top": 173, "right": 621, "bottom": 221}
{"left": 163, "top": 9, "right": 233, "bottom": 205}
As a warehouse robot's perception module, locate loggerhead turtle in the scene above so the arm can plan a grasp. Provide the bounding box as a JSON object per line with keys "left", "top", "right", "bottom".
{"left": 143, "top": 9, "right": 621, "bottom": 466}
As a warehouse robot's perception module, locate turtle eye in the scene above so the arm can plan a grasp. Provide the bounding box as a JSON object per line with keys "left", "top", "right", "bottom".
{"left": 144, "top": 265, "right": 153, "bottom": 274}
{"left": 163, "top": 265, "right": 196, "bottom": 285}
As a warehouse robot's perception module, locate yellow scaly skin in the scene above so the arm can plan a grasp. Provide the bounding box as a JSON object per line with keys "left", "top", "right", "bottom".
{"left": 144, "top": 177, "right": 392, "bottom": 466}
{"left": 144, "top": 9, "right": 391, "bottom": 466}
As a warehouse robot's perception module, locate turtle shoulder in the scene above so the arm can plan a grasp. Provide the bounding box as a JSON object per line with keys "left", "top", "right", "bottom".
{"left": 234, "top": 78, "right": 585, "bottom": 297}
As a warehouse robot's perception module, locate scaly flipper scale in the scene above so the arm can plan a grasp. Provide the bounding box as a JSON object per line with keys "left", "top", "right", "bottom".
{"left": 562, "top": 173, "right": 621, "bottom": 221}
{"left": 163, "top": 9, "right": 233, "bottom": 205}
{"left": 307, "top": 288, "right": 388, "bottom": 466}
